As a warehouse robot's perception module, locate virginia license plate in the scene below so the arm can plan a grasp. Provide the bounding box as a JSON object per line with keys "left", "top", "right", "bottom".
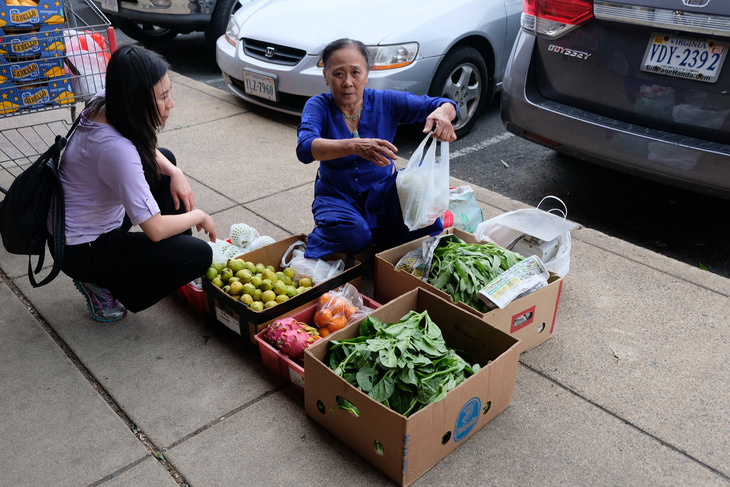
{"left": 100, "top": 0, "right": 118, "bottom": 13}
{"left": 641, "top": 32, "right": 728, "bottom": 83}
{"left": 243, "top": 69, "right": 277, "bottom": 102}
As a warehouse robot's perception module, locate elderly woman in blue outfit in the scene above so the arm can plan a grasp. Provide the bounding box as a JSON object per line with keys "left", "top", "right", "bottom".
{"left": 296, "top": 38, "right": 458, "bottom": 260}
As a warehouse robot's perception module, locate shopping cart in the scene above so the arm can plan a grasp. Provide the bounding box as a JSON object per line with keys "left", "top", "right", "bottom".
{"left": 0, "top": 0, "right": 116, "bottom": 195}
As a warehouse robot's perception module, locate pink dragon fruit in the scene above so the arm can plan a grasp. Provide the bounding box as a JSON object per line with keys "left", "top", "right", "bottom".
{"left": 263, "top": 317, "right": 300, "bottom": 346}
{"left": 277, "top": 328, "right": 320, "bottom": 361}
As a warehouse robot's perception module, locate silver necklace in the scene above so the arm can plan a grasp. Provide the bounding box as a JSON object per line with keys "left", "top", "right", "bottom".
{"left": 341, "top": 105, "right": 362, "bottom": 138}
{"left": 343, "top": 116, "right": 360, "bottom": 138}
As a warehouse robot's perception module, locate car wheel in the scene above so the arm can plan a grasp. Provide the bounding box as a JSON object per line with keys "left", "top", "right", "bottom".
{"left": 112, "top": 17, "right": 179, "bottom": 46}
{"left": 428, "top": 45, "right": 488, "bottom": 138}
{"left": 205, "top": 0, "right": 242, "bottom": 51}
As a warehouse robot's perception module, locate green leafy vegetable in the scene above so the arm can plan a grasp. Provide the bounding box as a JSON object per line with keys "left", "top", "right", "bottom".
{"left": 326, "top": 311, "right": 480, "bottom": 417}
{"left": 428, "top": 236, "right": 524, "bottom": 312}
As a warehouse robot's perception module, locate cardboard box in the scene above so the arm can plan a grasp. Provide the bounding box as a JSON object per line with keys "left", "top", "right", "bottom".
{"left": 201, "top": 235, "right": 362, "bottom": 347}
{"left": 254, "top": 295, "right": 381, "bottom": 393}
{"left": 374, "top": 227, "right": 564, "bottom": 354}
{"left": 1, "top": 51, "right": 65, "bottom": 83}
{"left": 0, "top": 75, "right": 73, "bottom": 114}
{"left": 304, "top": 287, "right": 520, "bottom": 486}
{"left": 0, "top": 25, "right": 65, "bottom": 59}
{"left": 0, "top": 2, "right": 65, "bottom": 30}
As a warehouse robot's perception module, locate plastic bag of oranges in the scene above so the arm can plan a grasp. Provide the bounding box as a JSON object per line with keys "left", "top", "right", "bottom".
{"left": 313, "top": 283, "right": 372, "bottom": 337}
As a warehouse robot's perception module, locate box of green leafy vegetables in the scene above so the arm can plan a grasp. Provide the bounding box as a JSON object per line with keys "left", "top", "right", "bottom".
{"left": 304, "top": 286, "right": 520, "bottom": 487}
{"left": 374, "top": 228, "right": 564, "bottom": 353}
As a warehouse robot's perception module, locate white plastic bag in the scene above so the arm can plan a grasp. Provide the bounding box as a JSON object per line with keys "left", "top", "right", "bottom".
{"left": 280, "top": 240, "right": 345, "bottom": 285}
{"left": 63, "top": 29, "right": 110, "bottom": 96}
{"left": 280, "top": 240, "right": 313, "bottom": 280}
{"left": 312, "top": 259, "right": 345, "bottom": 285}
{"left": 473, "top": 196, "right": 573, "bottom": 277}
{"left": 441, "top": 185, "right": 483, "bottom": 232}
{"left": 396, "top": 134, "right": 450, "bottom": 231}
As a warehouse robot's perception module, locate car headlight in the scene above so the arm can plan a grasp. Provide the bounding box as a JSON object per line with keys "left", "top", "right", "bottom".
{"left": 368, "top": 43, "right": 419, "bottom": 70}
{"left": 224, "top": 18, "right": 240, "bottom": 46}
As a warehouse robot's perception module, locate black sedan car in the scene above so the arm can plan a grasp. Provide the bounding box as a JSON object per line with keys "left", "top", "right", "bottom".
{"left": 502, "top": 0, "right": 730, "bottom": 198}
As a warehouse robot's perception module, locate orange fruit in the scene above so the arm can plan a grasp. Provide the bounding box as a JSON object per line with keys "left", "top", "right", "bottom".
{"left": 330, "top": 297, "right": 349, "bottom": 315}
{"left": 319, "top": 308, "right": 333, "bottom": 325}
{"left": 346, "top": 305, "right": 357, "bottom": 318}
{"left": 319, "top": 327, "right": 331, "bottom": 337}
{"left": 329, "top": 314, "right": 347, "bottom": 331}
{"left": 319, "top": 293, "right": 333, "bottom": 308}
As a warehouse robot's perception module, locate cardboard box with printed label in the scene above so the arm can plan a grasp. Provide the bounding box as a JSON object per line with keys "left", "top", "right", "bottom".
{"left": 201, "top": 234, "right": 362, "bottom": 348}
{"left": 0, "top": 51, "right": 65, "bottom": 83}
{"left": 0, "top": 1, "right": 65, "bottom": 30}
{"left": 0, "top": 25, "right": 65, "bottom": 59}
{"left": 0, "top": 75, "right": 73, "bottom": 114}
{"left": 374, "top": 227, "right": 564, "bottom": 353}
{"left": 304, "top": 287, "right": 520, "bottom": 486}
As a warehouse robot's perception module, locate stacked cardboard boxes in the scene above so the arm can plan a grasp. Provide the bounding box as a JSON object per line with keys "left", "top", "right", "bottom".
{"left": 0, "top": 2, "right": 71, "bottom": 114}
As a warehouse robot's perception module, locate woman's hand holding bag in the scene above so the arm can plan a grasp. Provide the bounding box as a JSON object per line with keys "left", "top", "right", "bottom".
{"left": 396, "top": 134, "right": 450, "bottom": 231}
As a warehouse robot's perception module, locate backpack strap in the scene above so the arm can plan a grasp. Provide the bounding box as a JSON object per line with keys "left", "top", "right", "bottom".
{"left": 28, "top": 115, "right": 81, "bottom": 288}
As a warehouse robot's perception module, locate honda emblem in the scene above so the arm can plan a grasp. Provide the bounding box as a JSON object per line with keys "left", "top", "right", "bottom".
{"left": 265, "top": 47, "right": 275, "bottom": 58}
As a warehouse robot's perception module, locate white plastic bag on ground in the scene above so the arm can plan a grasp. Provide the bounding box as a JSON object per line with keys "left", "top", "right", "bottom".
{"left": 396, "top": 134, "right": 450, "bottom": 231}
{"left": 473, "top": 196, "right": 574, "bottom": 277}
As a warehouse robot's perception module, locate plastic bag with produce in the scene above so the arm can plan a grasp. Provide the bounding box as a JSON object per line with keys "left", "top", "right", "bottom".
{"left": 313, "top": 283, "right": 374, "bottom": 337}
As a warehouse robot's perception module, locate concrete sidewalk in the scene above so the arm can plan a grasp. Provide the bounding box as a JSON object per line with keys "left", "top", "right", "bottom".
{"left": 1, "top": 71, "right": 729, "bottom": 487}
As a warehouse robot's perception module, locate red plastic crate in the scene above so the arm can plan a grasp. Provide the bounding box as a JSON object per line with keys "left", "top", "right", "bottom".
{"left": 174, "top": 281, "right": 205, "bottom": 315}
{"left": 254, "top": 295, "right": 380, "bottom": 393}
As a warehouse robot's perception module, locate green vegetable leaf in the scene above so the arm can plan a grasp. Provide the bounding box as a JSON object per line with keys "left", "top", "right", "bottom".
{"left": 369, "top": 371, "right": 396, "bottom": 402}
{"left": 399, "top": 365, "right": 418, "bottom": 386}
{"left": 357, "top": 367, "right": 378, "bottom": 392}
{"left": 389, "top": 387, "right": 416, "bottom": 416}
{"left": 379, "top": 345, "right": 399, "bottom": 368}
{"left": 366, "top": 337, "right": 394, "bottom": 352}
{"left": 337, "top": 397, "right": 360, "bottom": 416}
{"left": 359, "top": 316, "right": 384, "bottom": 336}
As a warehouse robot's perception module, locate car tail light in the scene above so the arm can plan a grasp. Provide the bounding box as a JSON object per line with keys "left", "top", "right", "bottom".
{"left": 521, "top": 0, "right": 594, "bottom": 39}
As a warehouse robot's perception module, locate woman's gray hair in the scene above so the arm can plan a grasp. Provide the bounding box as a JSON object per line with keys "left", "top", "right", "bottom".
{"left": 321, "top": 38, "right": 370, "bottom": 71}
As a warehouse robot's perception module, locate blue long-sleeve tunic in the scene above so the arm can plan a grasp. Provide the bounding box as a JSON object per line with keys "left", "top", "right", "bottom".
{"left": 296, "top": 88, "right": 457, "bottom": 259}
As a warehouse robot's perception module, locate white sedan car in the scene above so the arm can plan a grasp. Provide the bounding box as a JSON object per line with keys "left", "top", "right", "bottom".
{"left": 216, "top": 0, "right": 522, "bottom": 137}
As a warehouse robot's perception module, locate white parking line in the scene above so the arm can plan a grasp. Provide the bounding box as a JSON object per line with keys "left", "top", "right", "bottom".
{"left": 450, "top": 132, "right": 514, "bottom": 160}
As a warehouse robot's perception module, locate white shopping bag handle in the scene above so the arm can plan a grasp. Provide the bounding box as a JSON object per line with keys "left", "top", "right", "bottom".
{"left": 537, "top": 195, "right": 568, "bottom": 219}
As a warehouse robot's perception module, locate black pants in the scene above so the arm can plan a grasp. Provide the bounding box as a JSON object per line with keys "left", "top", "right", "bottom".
{"left": 61, "top": 149, "right": 212, "bottom": 312}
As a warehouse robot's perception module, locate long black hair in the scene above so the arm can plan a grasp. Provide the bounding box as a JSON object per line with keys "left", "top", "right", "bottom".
{"left": 103, "top": 44, "right": 169, "bottom": 182}
{"left": 321, "top": 38, "right": 370, "bottom": 71}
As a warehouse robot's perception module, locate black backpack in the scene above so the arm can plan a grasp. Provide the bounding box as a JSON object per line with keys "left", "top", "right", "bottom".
{"left": 0, "top": 116, "right": 80, "bottom": 287}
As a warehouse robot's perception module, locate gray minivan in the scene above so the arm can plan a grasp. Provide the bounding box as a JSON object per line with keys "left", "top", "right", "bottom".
{"left": 502, "top": 0, "right": 730, "bottom": 198}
